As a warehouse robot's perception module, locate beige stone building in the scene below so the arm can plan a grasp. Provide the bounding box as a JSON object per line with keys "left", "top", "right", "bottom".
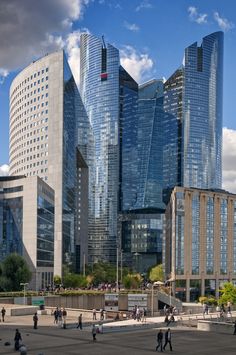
{"left": 165, "top": 186, "right": 236, "bottom": 302}
{"left": 0, "top": 176, "right": 54, "bottom": 290}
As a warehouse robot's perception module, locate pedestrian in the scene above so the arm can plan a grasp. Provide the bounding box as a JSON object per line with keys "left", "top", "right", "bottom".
{"left": 93, "top": 308, "right": 97, "bottom": 320}
{"left": 163, "top": 328, "right": 173, "bottom": 351}
{"left": 142, "top": 308, "right": 147, "bottom": 323}
{"left": 1, "top": 307, "right": 6, "bottom": 322}
{"left": 14, "top": 329, "right": 22, "bottom": 351}
{"left": 77, "top": 314, "right": 83, "bottom": 330}
{"left": 53, "top": 307, "right": 59, "bottom": 324}
{"left": 62, "top": 308, "right": 67, "bottom": 328}
{"left": 58, "top": 308, "right": 62, "bottom": 326}
{"left": 233, "top": 320, "right": 236, "bottom": 335}
{"left": 156, "top": 329, "right": 163, "bottom": 352}
{"left": 100, "top": 309, "right": 104, "bottom": 321}
{"left": 33, "top": 313, "right": 38, "bottom": 329}
{"left": 92, "top": 324, "right": 97, "bottom": 341}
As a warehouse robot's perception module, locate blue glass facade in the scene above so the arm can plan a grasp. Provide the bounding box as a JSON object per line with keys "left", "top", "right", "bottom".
{"left": 119, "top": 67, "right": 139, "bottom": 211}
{"left": 37, "top": 196, "right": 54, "bottom": 267}
{"left": 163, "top": 68, "right": 183, "bottom": 196}
{"left": 135, "top": 80, "right": 165, "bottom": 210}
{"left": 62, "top": 56, "right": 79, "bottom": 269}
{"left": 0, "top": 197, "right": 23, "bottom": 260}
{"left": 163, "top": 32, "right": 223, "bottom": 193}
{"left": 182, "top": 32, "right": 223, "bottom": 189}
{"left": 80, "top": 33, "right": 120, "bottom": 263}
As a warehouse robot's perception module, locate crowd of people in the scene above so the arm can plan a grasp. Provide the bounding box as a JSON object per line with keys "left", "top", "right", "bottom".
{"left": 131, "top": 305, "right": 147, "bottom": 322}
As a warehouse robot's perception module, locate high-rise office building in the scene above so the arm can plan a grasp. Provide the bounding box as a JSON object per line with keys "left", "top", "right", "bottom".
{"left": 165, "top": 186, "right": 236, "bottom": 302}
{"left": 135, "top": 79, "right": 165, "bottom": 210}
{"left": 163, "top": 32, "right": 223, "bottom": 192}
{"left": 9, "top": 51, "right": 88, "bottom": 275}
{"left": 0, "top": 176, "right": 54, "bottom": 290}
{"left": 80, "top": 33, "right": 140, "bottom": 264}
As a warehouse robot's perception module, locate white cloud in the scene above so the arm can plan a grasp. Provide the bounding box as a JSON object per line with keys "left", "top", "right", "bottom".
{"left": 0, "top": 0, "right": 90, "bottom": 79}
{"left": 188, "top": 6, "right": 208, "bottom": 24}
{"left": 214, "top": 12, "right": 234, "bottom": 32}
{"left": 0, "top": 68, "right": 9, "bottom": 84}
{"left": 222, "top": 127, "right": 236, "bottom": 193}
{"left": 65, "top": 29, "right": 89, "bottom": 86}
{"left": 136, "top": 0, "right": 152, "bottom": 12}
{"left": 124, "top": 21, "right": 139, "bottom": 32}
{"left": 0, "top": 164, "right": 9, "bottom": 176}
{"left": 120, "top": 45, "right": 153, "bottom": 83}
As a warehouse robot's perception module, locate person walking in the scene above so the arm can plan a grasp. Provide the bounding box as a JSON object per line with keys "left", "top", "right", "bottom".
{"left": 233, "top": 320, "right": 236, "bottom": 335}
{"left": 62, "top": 308, "right": 67, "bottom": 329}
{"left": 92, "top": 324, "right": 97, "bottom": 341}
{"left": 163, "top": 328, "right": 173, "bottom": 351}
{"left": 77, "top": 314, "right": 83, "bottom": 330}
{"left": 33, "top": 313, "right": 38, "bottom": 329}
{"left": 53, "top": 307, "right": 59, "bottom": 324}
{"left": 1, "top": 307, "right": 6, "bottom": 322}
{"left": 14, "top": 329, "right": 22, "bottom": 351}
{"left": 156, "top": 329, "right": 163, "bottom": 352}
{"left": 92, "top": 308, "right": 97, "bottom": 320}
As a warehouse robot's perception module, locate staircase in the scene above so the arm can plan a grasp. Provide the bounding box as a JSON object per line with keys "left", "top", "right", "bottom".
{"left": 157, "top": 290, "right": 182, "bottom": 311}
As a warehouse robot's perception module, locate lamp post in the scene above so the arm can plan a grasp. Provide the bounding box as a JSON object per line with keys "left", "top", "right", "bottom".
{"left": 20, "top": 283, "right": 29, "bottom": 305}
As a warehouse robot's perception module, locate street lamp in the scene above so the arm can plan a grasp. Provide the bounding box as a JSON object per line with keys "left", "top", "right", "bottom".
{"left": 20, "top": 283, "right": 29, "bottom": 305}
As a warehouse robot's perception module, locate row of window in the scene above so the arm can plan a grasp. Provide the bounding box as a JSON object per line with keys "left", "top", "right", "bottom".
{"left": 11, "top": 67, "right": 49, "bottom": 100}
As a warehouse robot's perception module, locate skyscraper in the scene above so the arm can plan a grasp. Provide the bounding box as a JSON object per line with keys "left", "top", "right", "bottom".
{"left": 163, "top": 31, "right": 223, "bottom": 192}
{"left": 9, "top": 51, "right": 87, "bottom": 275}
{"left": 135, "top": 79, "right": 165, "bottom": 210}
{"left": 80, "top": 33, "right": 120, "bottom": 264}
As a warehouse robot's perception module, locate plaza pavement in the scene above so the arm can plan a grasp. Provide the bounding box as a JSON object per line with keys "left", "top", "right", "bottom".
{"left": 0, "top": 311, "right": 236, "bottom": 354}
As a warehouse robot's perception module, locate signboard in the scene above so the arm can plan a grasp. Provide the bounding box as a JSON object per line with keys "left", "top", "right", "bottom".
{"left": 31, "top": 296, "right": 45, "bottom": 306}
{"left": 128, "top": 294, "right": 147, "bottom": 311}
{"left": 104, "top": 293, "right": 119, "bottom": 311}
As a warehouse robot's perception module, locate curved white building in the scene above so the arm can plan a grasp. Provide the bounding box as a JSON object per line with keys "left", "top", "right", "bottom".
{"left": 9, "top": 51, "right": 82, "bottom": 276}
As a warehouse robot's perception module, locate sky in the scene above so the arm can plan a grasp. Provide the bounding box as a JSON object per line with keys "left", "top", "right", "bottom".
{"left": 0, "top": 0, "right": 236, "bottom": 190}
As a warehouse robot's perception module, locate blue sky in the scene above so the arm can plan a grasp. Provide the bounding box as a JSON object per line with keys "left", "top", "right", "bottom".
{"left": 1, "top": 0, "right": 236, "bottom": 188}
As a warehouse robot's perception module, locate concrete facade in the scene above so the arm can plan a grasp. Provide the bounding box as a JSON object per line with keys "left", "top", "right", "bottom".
{"left": 9, "top": 51, "right": 88, "bottom": 275}
{"left": 0, "top": 176, "right": 54, "bottom": 290}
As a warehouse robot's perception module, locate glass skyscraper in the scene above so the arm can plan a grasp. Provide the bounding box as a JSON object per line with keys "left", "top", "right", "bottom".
{"left": 80, "top": 33, "right": 120, "bottom": 263}
{"left": 163, "top": 32, "right": 223, "bottom": 191}
{"left": 135, "top": 79, "right": 165, "bottom": 210}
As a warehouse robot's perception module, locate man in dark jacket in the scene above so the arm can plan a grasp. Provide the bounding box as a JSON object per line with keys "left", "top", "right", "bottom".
{"left": 156, "top": 329, "right": 163, "bottom": 352}
{"left": 163, "top": 328, "right": 173, "bottom": 351}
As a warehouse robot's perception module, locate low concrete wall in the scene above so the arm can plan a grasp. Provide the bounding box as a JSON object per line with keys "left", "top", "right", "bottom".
{"left": 44, "top": 294, "right": 104, "bottom": 309}
{"left": 198, "top": 320, "right": 234, "bottom": 334}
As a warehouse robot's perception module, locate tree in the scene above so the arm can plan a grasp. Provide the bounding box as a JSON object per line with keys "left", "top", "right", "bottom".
{"left": 123, "top": 273, "right": 142, "bottom": 289}
{"left": 63, "top": 273, "right": 87, "bottom": 288}
{"left": 148, "top": 264, "right": 164, "bottom": 282}
{"left": 219, "top": 282, "right": 236, "bottom": 305}
{"left": 53, "top": 275, "right": 62, "bottom": 286}
{"left": 0, "top": 253, "right": 32, "bottom": 291}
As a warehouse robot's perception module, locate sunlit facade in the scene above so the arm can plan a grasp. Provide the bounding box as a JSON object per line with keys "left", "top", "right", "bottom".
{"left": 163, "top": 32, "right": 223, "bottom": 193}
{"left": 0, "top": 176, "right": 54, "bottom": 290}
{"left": 9, "top": 51, "right": 86, "bottom": 275}
{"left": 165, "top": 186, "right": 236, "bottom": 302}
{"left": 80, "top": 33, "right": 120, "bottom": 263}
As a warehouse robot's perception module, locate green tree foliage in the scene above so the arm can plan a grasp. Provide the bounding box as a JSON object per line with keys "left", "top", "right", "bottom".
{"left": 0, "top": 253, "right": 32, "bottom": 291}
{"left": 219, "top": 282, "right": 236, "bottom": 305}
{"left": 63, "top": 273, "right": 87, "bottom": 288}
{"left": 53, "top": 275, "right": 62, "bottom": 285}
{"left": 149, "top": 264, "right": 164, "bottom": 282}
{"left": 90, "top": 262, "right": 117, "bottom": 285}
{"left": 123, "top": 274, "right": 142, "bottom": 289}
